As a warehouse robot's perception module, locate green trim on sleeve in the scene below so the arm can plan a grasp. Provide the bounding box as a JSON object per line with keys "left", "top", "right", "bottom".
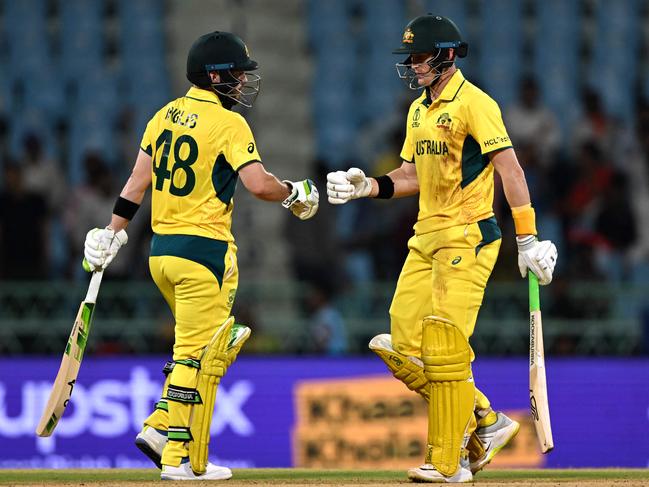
{"left": 482, "top": 145, "right": 513, "bottom": 157}
{"left": 235, "top": 159, "right": 262, "bottom": 172}
{"left": 141, "top": 145, "right": 152, "bottom": 156}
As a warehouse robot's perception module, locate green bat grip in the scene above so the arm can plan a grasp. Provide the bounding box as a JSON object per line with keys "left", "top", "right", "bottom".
{"left": 528, "top": 271, "right": 540, "bottom": 312}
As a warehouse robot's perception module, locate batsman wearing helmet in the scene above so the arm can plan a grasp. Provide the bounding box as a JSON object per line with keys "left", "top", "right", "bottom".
{"left": 327, "top": 15, "right": 557, "bottom": 483}
{"left": 83, "top": 31, "right": 318, "bottom": 480}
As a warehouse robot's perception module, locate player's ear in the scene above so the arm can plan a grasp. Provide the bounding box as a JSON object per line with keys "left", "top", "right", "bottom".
{"left": 448, "top": 48, "right": 455, "bottom": 61}
{"left": 208, "top": 71, "right": 220, "bottom": 83}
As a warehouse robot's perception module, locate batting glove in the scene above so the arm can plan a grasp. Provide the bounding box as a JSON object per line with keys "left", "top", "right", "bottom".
{"left": 282, "top": 179, "right": 319, "bottom": 220}
{"left": 84, "top": 227, "right": 128, "bottom": 271}
{"left": 326, "top": 168, "right": 372, "bottom": 204}
{"left": 517, "top": 236, "right": 558, "bottom": 285}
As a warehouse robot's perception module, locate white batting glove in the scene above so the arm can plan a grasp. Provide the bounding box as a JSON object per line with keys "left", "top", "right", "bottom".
{"left": 517, "top": 235, "right": 558, "bottom": 285}
{"left": 282, "top": 179, "right": 319, "bottom": 220}
{"left": 84, "top": 227, "right": 128, "bottom": 271}
{"left": 326, "top": 167, "right": 372, "bottom": 204}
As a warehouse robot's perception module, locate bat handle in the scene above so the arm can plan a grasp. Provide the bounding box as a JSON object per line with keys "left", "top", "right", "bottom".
{"left": 528, "top": 271, "right": 540, "bottom": 312}
{"left": 85, "top": 270, "right": 104, "bottom": 303}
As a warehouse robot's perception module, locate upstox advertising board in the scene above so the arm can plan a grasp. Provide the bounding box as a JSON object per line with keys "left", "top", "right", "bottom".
{"left": 1, "top": 358, "right": 647, "bottom": 468}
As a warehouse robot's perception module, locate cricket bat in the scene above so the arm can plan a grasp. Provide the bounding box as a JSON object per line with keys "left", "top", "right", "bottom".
{"left": 528, "top": 271, "right": 554, "bottom": 453}
{"left": 35, "top": 269, "right": 104, "bottom": 437}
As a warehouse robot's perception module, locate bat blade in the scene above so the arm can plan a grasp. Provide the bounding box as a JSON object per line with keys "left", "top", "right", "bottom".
{"left": 36, "top": 271, "right": 102, "bottom": 437}
{"left": 35, "top": 300, "right": 95, "bottom": 437}
{"left": 529, "top": 272, "right": 554, "bottom": 453}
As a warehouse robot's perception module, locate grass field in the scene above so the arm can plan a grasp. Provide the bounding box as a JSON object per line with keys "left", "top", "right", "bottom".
{"left": 2, "top": 469, "right": 649, "bottom": 486}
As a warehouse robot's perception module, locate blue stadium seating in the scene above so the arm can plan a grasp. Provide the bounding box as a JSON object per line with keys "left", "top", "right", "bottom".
{"left": 3, "top": 0, "right": 47, "bottom": 39}
{"left": 307, "top": 0, "right": 647, "bottom": 166}
{"left": 307, "top": 0, "right": 349, "bottom": 52}
{"left": 534, "top": 0, "right": 581, "bottom": 134}
{"left": 308, "top": 0, "right": 357, "bottom": 164}
{"left": 1, "top": 0, "right": 646, "bottom": 203}
{"left": 0, "top": 0, "right": 170, "bottom": 185}
{"left": 0, "top": 70, "right": 13, "bottom": 116}
{"left": 75, "top": 70, "right": 120, "bottom": 116}
{"left": 59, "top": 0, "right": 104, "bottom": 82}
{"left": 587, "top": 0, "right": 641, "bottom": 123}
{"left": 357, "top": 0, "right": 404, "bottom": 122}
{"left": 477, "top": 0, "right": 524, "bottom": 107}
{"left": 4, "top": 0, "right": 49, "bottom": 80}
{"left": 23, "top": 69, "right": 67, "bottom": 122}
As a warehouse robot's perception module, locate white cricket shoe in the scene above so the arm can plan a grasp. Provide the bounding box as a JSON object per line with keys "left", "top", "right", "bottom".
{"left": 161, "top": 460, "right": 232, "bottom": 481}
{"left": 469, "top": 411, "right": 520, "bottom": 474}
{"left": 135, "top": 426, "right": 167, "bottom": 468}
{"left": 407, "top": 459, "right": 472, "bottom": 483}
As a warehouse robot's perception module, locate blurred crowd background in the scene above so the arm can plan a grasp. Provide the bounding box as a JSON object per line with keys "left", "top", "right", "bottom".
{"left": 1, "top": 0, "right": 649, "bottom": 357}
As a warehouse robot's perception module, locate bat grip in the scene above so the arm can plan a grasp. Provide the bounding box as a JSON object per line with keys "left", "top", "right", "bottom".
{"left": 528, "top": 271, "right": 540, "bottom": 312}
{"left": 85, "top": 270, "right": 104, "bottom": 303}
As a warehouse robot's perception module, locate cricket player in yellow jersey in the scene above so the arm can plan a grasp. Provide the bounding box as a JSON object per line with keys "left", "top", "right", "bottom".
{"left": 83, "top": 31, "right": 319, "bottom": 481}
{"left": 327, "top": 15, "right": 557, "bottom": 483}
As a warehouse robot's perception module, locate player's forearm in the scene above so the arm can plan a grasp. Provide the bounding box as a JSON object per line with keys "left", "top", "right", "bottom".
{"left": 108, "top": 187, "right": 142, "bottom": 232}
{"left": 238, "top": 162, "right": 291, "bottom": 201}
{"left": 106, "top": 150, "right": 153, "bottom": 231}
{"left": 491, "top": 148, "right": 531, "bottom": 208}
{"left": 500, "top": 168, "right": 537, "bottom": 236}
{"left": 499, "top": 164, "right": 531, "bottom": 209}
{"left": 492, "top": 148, "right": 536, "bottom": 236}
{"left": 249, "top": 172, "right": 291, "bottom": 201}
{"left": 368, "top": 165, "right": 419, "bottom": 198}
{"left": 119, "top": 179, "right": 148, "bottom": 206}
{"left": 120, "top": 150, "right": 152, "bottom": 205}
{"left": 106, "top": 178, "right": 148, "bottom": 232}
{"left": 107, "top": 172, "right": 150, "bottom": 233}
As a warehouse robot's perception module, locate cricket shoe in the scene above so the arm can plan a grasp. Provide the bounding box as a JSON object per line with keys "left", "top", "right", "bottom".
{"left": 135, "top": 426, "right": 167, "bottom": 469}
{"left": 407, "top": 458, "right": 472, "bottom": 483}
{"left": 469, "top": 411, "right": 520, "bottom": 474}
{"left": 161, "top": 458, "right": 232, "bottom": 481}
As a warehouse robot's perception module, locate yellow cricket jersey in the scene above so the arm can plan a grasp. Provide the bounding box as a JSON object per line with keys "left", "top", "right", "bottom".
{"left": 400, "top": 70, "right": 512, "bottom": 235}
{"left": 140, "top": 86, "right": 261, "bottom": 242}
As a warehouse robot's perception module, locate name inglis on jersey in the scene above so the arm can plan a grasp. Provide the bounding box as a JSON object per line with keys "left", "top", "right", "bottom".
{"left": 415, "top": 139, "right": 449, "bottom": 156}
{"left": 165, "top": 107, "right": 198, "bottom": 128}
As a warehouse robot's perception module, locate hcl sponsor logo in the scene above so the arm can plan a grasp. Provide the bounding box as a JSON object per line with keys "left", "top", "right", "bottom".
{"left": 0, "top": 366, "right": 254, "bottom": 453}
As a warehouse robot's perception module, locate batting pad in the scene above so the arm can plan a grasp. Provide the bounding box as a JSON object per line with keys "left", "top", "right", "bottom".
{"left": 370, "top": 332, "right": 489, "bottom": 463}
{"left": 422, "top": 316, "right": 475, "bottom": 477}
{"left": 189, "top": 317, "right": 251, "bottom": 474}
{"left": 369, "top": 333, "right": 431, "bottom": 400}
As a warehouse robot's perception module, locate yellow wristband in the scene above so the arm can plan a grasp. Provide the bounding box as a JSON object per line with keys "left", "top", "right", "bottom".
{"left": 511, "top": 204, "right": 537, "bottom": 236}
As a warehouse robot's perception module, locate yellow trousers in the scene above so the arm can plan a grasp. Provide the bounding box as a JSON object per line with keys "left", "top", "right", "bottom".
{"left": 151, "top": 253, "right": 238, "bottom": 359}
{"left": 144, "top": 235, "right": 238, "bottom": 466}
{"left": 389, "top": 219, "right": 501, "bottom": 418}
